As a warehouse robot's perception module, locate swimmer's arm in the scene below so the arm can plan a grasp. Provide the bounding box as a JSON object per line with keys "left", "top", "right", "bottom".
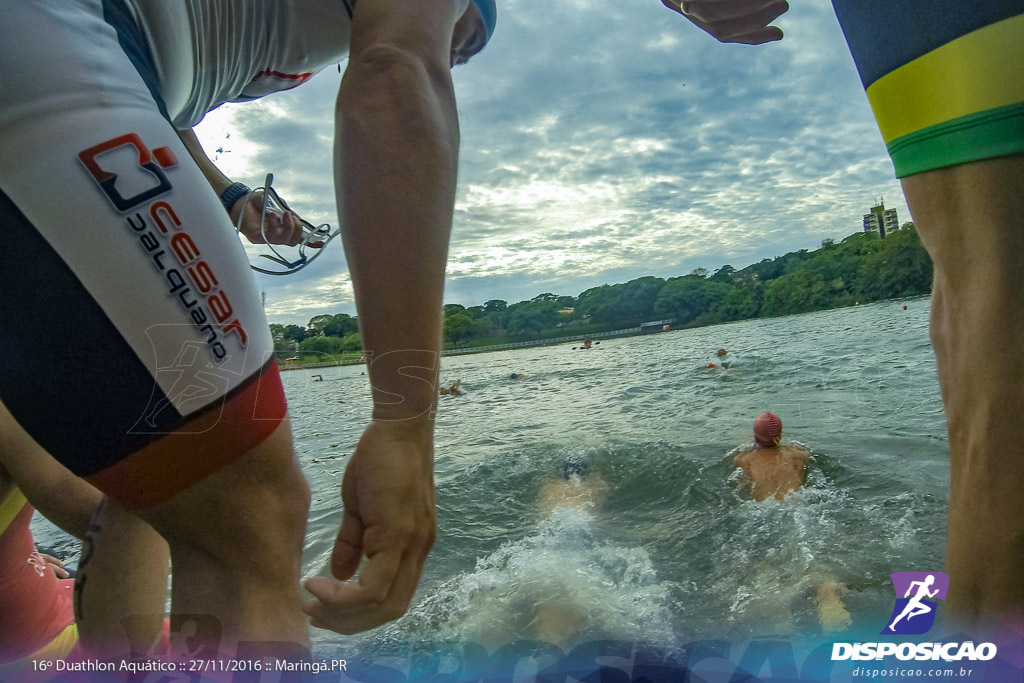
{"left": 0, "top": 444, "right": 100, "bottom": 539}
{"left": 302, "top": 0, "right": 461, "bottom": 635}
{"left": 659, "top": 0, "right": 788, "bottom": 45}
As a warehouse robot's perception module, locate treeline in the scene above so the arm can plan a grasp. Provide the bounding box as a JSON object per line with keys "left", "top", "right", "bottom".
{"left": 270, "top": 224, "right": 932, "bottom": 356}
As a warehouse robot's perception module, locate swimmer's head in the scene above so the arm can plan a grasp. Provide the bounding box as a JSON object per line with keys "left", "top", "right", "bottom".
{"left": 560, "top": 459, "right": 589, "bottom": 480}
{"left": 716, "top": 348, "right": 727, "bottom": 357}
{"left": 753, "top": 412, "right": 783, "bottom": 448}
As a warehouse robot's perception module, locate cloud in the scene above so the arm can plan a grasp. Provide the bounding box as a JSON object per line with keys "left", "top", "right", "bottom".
{"left": 194, "top": 0, "right": 910, "bottom": 324}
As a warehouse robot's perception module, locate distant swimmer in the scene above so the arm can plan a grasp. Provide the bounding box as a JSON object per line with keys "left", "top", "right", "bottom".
{"left": 888, "top": 574, "right": 940, "bottom": 631}
{"left": 439, "top": 379, "right": 463, "bottom": 396}
{"left": 707, "top": 348, "right": 731, "bottom": 369}
{"left": 312, "top": 375, "right": 324, "bottom": 382}
{"left": 733, "top": 412, "right": 810, "bottom": 502}
{"left": 510, "top": 372, "right": 526, "bottom": 380}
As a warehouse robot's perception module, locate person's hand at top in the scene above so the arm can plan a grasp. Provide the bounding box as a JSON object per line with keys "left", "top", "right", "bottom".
{"left": 302, "top": 419, "right": 436, "bottom": 634}
{"left": 660, "top": 0, "right": 789, "bottom": 45}
{"left": 230, "top": 189, "right": 325, "bottom": 248}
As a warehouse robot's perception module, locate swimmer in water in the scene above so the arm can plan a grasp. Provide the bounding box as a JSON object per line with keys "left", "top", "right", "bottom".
{"left": 537, "top": 459, "right": 606, "bottom": 517}
{"left": 732, "top": 412, "right": 810, "bottom": 502}
{"left": 509, "top": 372, "right": 526, "bottom": 380}
{"left": 438, "top": 379, "right": 463, "bottom": 396}
{"left": 732, "top": 412, "right": 851, "bottom": 633}
{"left": 707, "top": 348, "right": 730, "bottom": 369}
{"left": 532, "top": 459, "right": 608, "bottom": 644}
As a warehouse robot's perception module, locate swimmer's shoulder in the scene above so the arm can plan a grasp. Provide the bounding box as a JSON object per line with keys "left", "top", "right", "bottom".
{"left": 779, "top": 443, "right": 810, "bottom": 465}
{"left": 733, "top": 448, "right": 754, "bottom": 468}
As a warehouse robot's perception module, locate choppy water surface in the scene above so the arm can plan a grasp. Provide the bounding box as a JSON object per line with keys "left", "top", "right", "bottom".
{"left": 33, "top": 296, "right": 948, "bottom": 653}
{"left": 290, "top": 296, "right": 948, "bottom": 653}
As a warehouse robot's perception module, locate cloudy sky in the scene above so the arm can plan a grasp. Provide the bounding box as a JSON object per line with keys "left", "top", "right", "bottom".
{"left": 194, "top": 0, "right": 910, "bottom": 327}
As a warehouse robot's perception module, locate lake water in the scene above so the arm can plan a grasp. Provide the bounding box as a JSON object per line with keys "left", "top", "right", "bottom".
{"left": 288, "top": 296, "right": 949, "bottom": 657}
{"left": 32, "top": 296, "right": 951, "bottom": 660}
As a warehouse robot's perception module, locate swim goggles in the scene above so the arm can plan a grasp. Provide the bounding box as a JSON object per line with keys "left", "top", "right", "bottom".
{"left": 234, "top": 173, "right": 340, "bottom": 275}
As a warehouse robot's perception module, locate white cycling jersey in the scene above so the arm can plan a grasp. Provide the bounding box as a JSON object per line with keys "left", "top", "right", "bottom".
{"left": 122, "top": 0, "right": 353, "bottom": 127}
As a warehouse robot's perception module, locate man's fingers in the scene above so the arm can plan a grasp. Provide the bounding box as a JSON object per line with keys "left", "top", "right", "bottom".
{"left": 302, "top": 549, "right": 421, "bottom": 634}
{"left": 354, "top": 546, "right": 403, "bottom": 605}
{"left": 694, "top": 6, "right": 787, "bottom": 44}
{"left": 680, "top": 0, "right": 787, "bottom": 24}
{"left": 330, "top": 513, "right": 364, "bottom": 581}
{"left": 664, "top": 0, "right": 789, "bottom": 44}
{"left": 730, "top": 26, "right": 783, "bottom": 45}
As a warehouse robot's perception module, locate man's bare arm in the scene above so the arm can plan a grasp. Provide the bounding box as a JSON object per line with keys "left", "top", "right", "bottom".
{"left": 302, "top": 0, "right": 467, "bottom": 634}
{"left": 0, "top": 401, "right": 100, "bottom": 538}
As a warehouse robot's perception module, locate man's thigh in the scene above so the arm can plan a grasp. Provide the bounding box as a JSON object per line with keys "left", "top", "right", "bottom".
{"left": 0, "top": 0, "right": 287, "bottom": 511}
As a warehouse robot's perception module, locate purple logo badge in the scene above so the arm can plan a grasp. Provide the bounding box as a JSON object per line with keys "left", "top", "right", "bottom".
{"left": 882, "top": 571, "right": 949, "bottom": 635}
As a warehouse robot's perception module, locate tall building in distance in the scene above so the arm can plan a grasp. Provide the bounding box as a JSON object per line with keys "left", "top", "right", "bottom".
{"left": 863, "top": 198, "right": 899, "bottom": 238}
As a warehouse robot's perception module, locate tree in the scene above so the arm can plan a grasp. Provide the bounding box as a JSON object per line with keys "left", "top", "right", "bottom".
{"left": 298, "top": 335, "right": 347, "bottom": 356}
{"left": 576, "top": 278, "right": 664, "bottom": 326}
{"left": 504, "top": 299, "right": 562, "bottom": 335}
{"left": 323, "top": 313, "right": 358, "bottom": 338}
{"left": 761, "top": 269, "right": 832, "bottom": 316}
{"left": 306, "top": 314, "right": 333, "bottom": 337}
{"left": 715, "top": 287, "right": 757, "bottom": 321}
{"left": 443, "top": 303, "right": 466, "bottom": 317}
{"left": 654, "top": 276, "right": 730, "bottom": 326}
{"left": 711, "top": 265, "right": 736, "bottom": 283}
{"left": 857, "top": 227, "right": 933, "bottom": 300}
{"left": 443, "top": 313, "right": 476, "bottom": 348}
{"left": 483, "top": 299, "right": 507, "bottom": 313}
{"left": 283, "top": 324, "right": 306, "bottom": 344}
{"left": 339, "top": 332, "right": 363, "bottom": 353}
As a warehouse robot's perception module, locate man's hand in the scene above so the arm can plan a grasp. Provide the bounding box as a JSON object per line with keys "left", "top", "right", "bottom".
{"left": 660, "top": 0, "right": 789, "bottom": 45}
{"left": 231, "top": 191, "right": 324, "bottom": 247}
{"left": 302, "top": 420, "right": 436, "bottom": 634}
{"left": 39, "top": 553, "right": 71, "bottom": 579}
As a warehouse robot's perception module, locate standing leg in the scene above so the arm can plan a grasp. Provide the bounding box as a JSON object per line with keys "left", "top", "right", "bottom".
{"left": 75, "top": 498, "right": 170, "bottom": 658}
{"left": 901, "top": 156, "right": 1024, "bottom": 627}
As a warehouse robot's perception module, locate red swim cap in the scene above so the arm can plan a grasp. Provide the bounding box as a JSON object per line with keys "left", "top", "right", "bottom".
{"left": 753, "top": 412, "right": 782, "bottom": 448}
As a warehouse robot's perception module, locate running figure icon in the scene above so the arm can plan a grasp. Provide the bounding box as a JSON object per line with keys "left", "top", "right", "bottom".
{"left": 889, "top": 574, "right": 940, "bottom": 631}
